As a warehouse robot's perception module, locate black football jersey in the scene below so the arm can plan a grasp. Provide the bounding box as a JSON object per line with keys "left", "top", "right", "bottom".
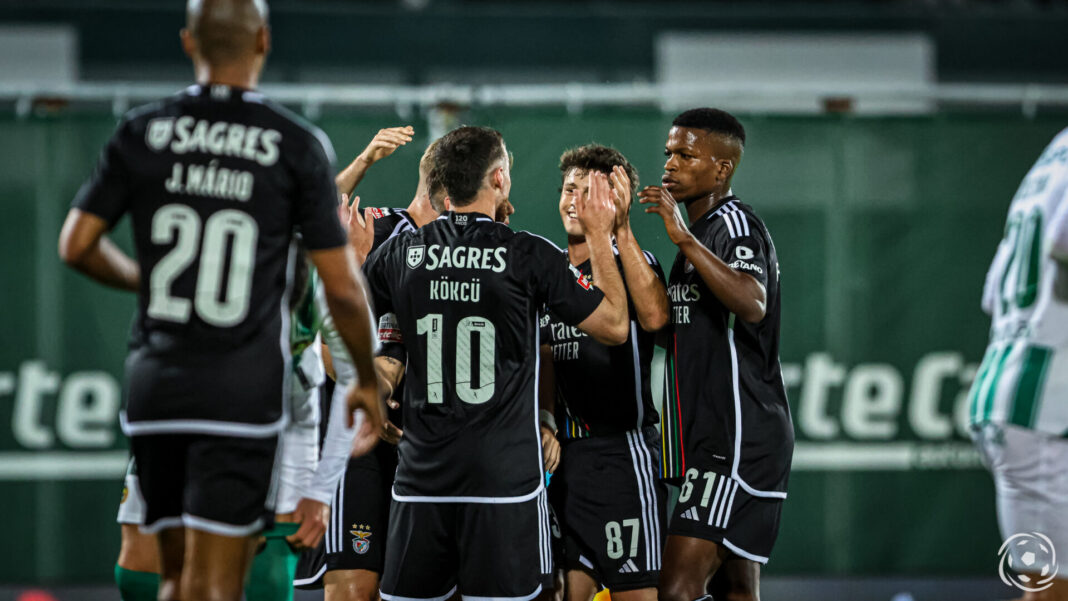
{"left": 363, "top": 211, "right": 605, "bottom": 500}
{"left": 73, "top": 83, "right": 346, "bottom": 436}
{"left": 540, "top": 249, "right": 663, "bottom": 439}
{"left": 370, "top": 207, "right": 417, "bottom": 252}
{"left": 661, "top": 197, "right": 794, "bottom": 495}
{"left": 368, "top": 207, "right": 417, "bottom": 427}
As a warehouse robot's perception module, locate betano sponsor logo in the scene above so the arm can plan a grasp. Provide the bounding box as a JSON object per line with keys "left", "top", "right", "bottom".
{"left": 1, "top": 351, "right": 981, "bottom": 478}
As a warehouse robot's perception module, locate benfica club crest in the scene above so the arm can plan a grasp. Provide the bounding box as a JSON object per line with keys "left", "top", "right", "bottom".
{"left": 407, "top": 245, "right": 425, "bottom": 269}
{"left": 350, "top": 524, "right": 372, "bottom": 555}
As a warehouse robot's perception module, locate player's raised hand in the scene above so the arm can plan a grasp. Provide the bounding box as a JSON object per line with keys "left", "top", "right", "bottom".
{"left": 357, "top": 126, "right": 414, "bottom": 166}
{"left": 338, "top": 194, "right": 376, "bottom": 264}
{"left": 576, "top": 170, "right": 617, "bottom": 237}
{"left": 609, "top": 165, "right": 633, "bottom": 232}
{"left": 639, "top": 185, "right": 690, "bottom": 245}
{"left": 286, "top": 498, "right": 330, "bottom": 550}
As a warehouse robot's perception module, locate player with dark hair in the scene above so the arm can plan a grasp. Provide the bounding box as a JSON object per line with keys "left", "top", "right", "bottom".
{"left": 639, "top": 108, "right": 793, "bottom": 601}
{"left": 541, "top": 144, "right": 669, "bottom": 601}
{"left": 365, "top": 125, "right": 631, "bottom": 601}
{"left": 57, "top": 1, "right": 383, "bottom": 599}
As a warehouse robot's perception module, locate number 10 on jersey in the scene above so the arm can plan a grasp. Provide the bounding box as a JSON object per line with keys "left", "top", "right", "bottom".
{"left": 416, "top": 314, "right": 496, "bottom": 405}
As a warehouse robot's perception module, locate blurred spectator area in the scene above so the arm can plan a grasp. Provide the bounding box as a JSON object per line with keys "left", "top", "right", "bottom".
{"left": 0, "top": 0, "right": 1066, "bottom": 85}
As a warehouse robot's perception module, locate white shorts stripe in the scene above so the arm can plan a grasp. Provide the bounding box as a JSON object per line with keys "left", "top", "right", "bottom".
{"left": 625, "top": 432, "right": 654, "bottom": 571}
{"left": 707, "top": 477, "right": 727, "bottom": 526}
{"left": 632, "top": 430, "right": 663, "bottom": 569}
{"left": 722, "top": 481, "right": 740, "bottom": 528}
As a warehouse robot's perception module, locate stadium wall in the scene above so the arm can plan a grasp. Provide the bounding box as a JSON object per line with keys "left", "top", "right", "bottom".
{"left": 1, "top": 108, "right": 1064, "bottom": 582}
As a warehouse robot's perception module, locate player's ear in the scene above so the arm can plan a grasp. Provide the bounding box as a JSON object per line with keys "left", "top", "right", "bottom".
{"left": 444, "top": 197, "right": 454, "bottom": 211}
{"left": 257, "top": 25, "right": 271, "bottom": 56}
{"left": 491, "top": 167, "right": 505, "bottom": 192}
{"left": 717, "top": 158, "right": 735, "bottom": 184}
{"left": 180, "top": 28, "right": 197, "bottom": 60}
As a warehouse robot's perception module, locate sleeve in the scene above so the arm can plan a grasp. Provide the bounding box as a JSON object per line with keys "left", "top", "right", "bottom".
{"left": 376, "top": 311, "right": 407, "bottom": 364}
{"left": 71, "top": 119, "right": 132, "bottom": 226}
{"left": 362, "top": 241, "right": 396, "bottom": 317}
{"left": 303, "top": 378, "right": 357, "bottom": 505}
{"left": 522, "top": 234, "right": 605, "bottom": 326}
{"left": 981, "top": 239, "right": 1012, "bottom": 315}
{"left": 1050, "top": 193, "right": 1068, "bottom": 265}
{"left": 294, "top": 129, "right": 347, "bottom": 251}
{"left": 275, "top": 384, "right": 320, "bottom": 513}
{"left": 712, "top": 214, "right": 769, "bottom": 288}
{"left": 538, "top": 309, "right": 552, "bottom": 343}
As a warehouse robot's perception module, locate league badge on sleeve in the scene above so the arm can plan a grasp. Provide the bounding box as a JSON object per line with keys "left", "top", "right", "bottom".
{"left": 407, "top": 245, "right": 425, "bottom": 269}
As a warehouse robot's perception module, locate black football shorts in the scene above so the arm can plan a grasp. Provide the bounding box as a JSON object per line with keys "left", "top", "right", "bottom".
{"left": 130, "top": 433, "right": 279, "bottom": 536}
{"left": 295, "top": 448, "right": 395, "bottom": 588}
{"left": 667, "top": 466, "right": 783, "bottom": 564}
{"left": 379, "top": 492, "right": 552, "bottom": 601}
{"left": 550, "top": 427, "right": 666, "bottom": 591}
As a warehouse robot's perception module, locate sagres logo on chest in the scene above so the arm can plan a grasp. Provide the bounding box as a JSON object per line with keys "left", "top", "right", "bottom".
{"left": 407, "top": 245, "right": 425, "bottom": 269}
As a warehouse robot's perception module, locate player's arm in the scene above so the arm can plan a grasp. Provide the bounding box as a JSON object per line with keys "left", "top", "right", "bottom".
{"left": 374, "top": 354, "right": 405, "bottom": 445}
{"left": 58, "top": 209, "right": 139, "bottom": 291}
{"left": 610, "top": 166, "right": 669, "bottom": 332}
{"left": 60, "top": 121, "right": 138, "bottom": 291}
{"left": 538, "top": 343, "right": 560, "bottom": 474}
{"left": 575, "top": 171, "right": 630, "bottom": 345}
{"left": 334, "top": 126, "right": 414, "bottom": 196}
{"left": 640, "top": 186, "right": 766, "bottom": 323}
{"left": 309, "top": 246, "right": 384, "bottom": 431}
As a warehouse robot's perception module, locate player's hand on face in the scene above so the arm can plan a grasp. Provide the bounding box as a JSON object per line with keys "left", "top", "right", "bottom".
{"left": 286, "top": 498, "right": 330, "bottom": 550}
{"left": 639, "top": 185, "right": 690, "bottom": 245}
{"left": 540, "top": 426, "right": 560, "bottom": 474}
{"left": 380, "top": 419, "right": 403, "bottom": 445}
{"left": 610, "top": 165, "right": 633, "bottom": 232}
{"left": 338, "top": 194, "right": 376, "bottom": 264}
{"left": 576, "top": 171, "right": 617, "bottom": 237}
{"left": 358, "top": 126, "right": 414, "bottom": 166}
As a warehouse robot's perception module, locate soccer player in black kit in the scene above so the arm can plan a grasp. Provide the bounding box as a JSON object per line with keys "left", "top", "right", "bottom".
{"left": 540, "top": 145, "right": 669, "bottom": 601}
{"left": 639, "top": 109, "right": 793, "bottom": 601}
{"left": 364, "top": 126, "right": 631, "bottom": 601}
{"left": 57, "top": 2, "right": 383, "bottom": 600}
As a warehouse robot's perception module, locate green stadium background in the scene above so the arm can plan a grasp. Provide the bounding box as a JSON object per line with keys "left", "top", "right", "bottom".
{"left": 1, "top": 107, "right": 1063, "bottom": 583}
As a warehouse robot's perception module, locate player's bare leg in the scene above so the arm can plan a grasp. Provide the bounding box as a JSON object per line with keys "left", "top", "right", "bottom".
{"left": 180, "top": 529, "right": 259, "bottom": 601}
{"left": 658, "top": 535, "right": 728, "bottom": 601}
{"left": 156, "top": 527, "right": 186, "bottom": 601}
{"left": 119, "top": 524, "right": 160, "bottom": 574}
{"left": 611, "top": 587, "right": 659, "bottom": 601}
{"left": 324, "top": 568, "right": 380, "bottom": 601}
{"left": 706, "top": 554, "right": 759, "bottom": 601}
{"left": 565, "top": 567, "right": 599, "bottom": 601}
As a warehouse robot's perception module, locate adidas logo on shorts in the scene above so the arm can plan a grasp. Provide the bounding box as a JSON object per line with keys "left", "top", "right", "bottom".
{"left": 618, "top": 559, "right": 640, "bottom": 574}
{"left": 680, "top": 507, "right": 700, "bottom": 521}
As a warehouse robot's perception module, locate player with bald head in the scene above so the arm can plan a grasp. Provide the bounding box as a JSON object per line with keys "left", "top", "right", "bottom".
{"left": 59, "top": 1, "right": 384, "bottom": 600}
{"left": 640, "top": 108, "right": 793, "bottom": 601}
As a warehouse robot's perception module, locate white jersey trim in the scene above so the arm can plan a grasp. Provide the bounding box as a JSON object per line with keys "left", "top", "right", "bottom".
{"left": 120, "top": 411, "right": 287, "bottom": 438}
{"left": 461, "top": 585, "right": 543, "bottom": 601}
{"left": 727, "top": 323, "right": 789, "bottom": 500}
{"left": 382, "top": 585, "right": 459, "bottom": 601}
{"left": 391, "top": 480, "right": 545, "bottom": 504}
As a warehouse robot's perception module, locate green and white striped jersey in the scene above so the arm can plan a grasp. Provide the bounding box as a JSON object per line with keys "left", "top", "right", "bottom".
{"left": 969, "top": 127, "right": 1068, "bottom": 437}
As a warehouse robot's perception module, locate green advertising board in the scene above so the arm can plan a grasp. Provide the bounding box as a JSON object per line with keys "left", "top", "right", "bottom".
{"left": 0, "top": 106, "right": 1063, "bottom": 582}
